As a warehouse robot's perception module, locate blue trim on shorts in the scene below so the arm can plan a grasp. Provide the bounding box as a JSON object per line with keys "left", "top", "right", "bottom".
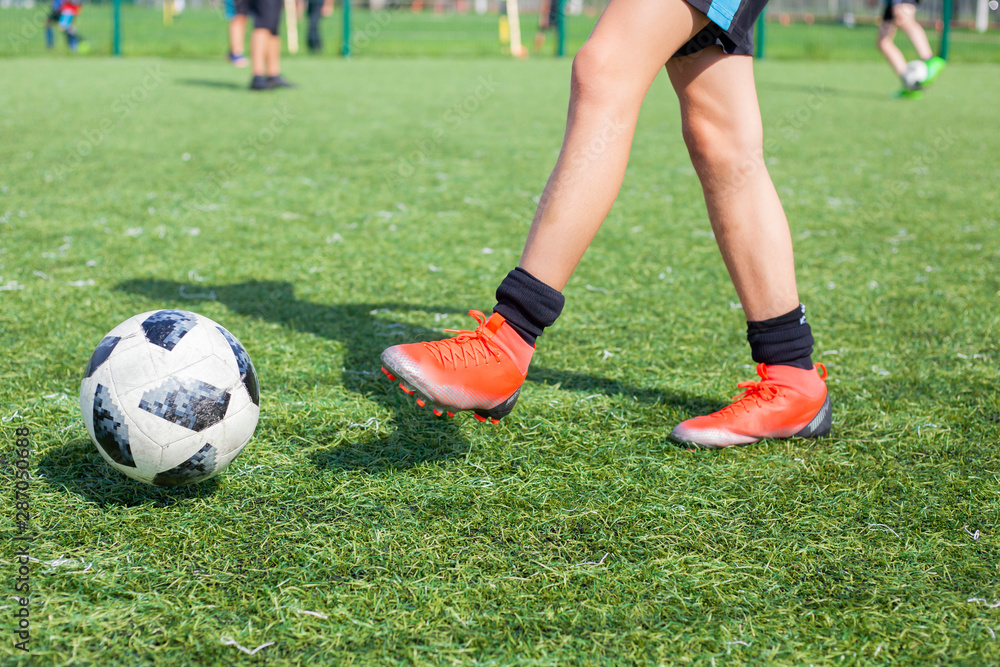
{"left": 706, "top": 0, "right": 742, "bottom": 30}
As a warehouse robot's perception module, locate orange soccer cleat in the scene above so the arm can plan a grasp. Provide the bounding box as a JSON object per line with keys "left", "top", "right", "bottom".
{"left": 380, "top": 310, "right": 533, "bottom": 424}
{"left": 670, "top": 363, "right": 831, "bottom": 448}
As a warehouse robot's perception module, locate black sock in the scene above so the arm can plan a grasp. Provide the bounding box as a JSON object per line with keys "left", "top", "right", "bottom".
{"left": 746, "top": 304, "right": 815, "bottom": 370}
{"left": 493, "top": 267, "right": 565, "bottom": 346}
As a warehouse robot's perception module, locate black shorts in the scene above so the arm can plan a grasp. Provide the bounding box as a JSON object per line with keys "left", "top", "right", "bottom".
{"left": 675, "top": 0, "right": 767, "bottom": 58}
{"left": 249, "top": 0, "right": 283, "bottom": 35}
{"left": 883, "top": 0, "right": 918, "bottom": 22}
{"left": 226, "top": 0, "right": 249, "bottom": 18}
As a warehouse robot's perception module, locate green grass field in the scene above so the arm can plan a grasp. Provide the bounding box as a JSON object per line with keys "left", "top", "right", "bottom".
{"left": 2, "top": 56, "right": 1000, "bottom": 664}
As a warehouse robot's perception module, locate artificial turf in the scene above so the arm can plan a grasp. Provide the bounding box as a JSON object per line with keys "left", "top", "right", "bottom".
{"left": 1, "top": 56, "right": 999, "bottom": 664}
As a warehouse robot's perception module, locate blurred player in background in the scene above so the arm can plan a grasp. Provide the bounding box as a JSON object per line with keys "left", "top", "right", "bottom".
{"left": 381, "top": 0, "right": 833, "bottom": 448}
{"left": 248, "top": 0, "right": 295, "bottom": 89}
{"left": 226, "top": 0, "right": 250, "bottom": 67}
{"left": 874, "top": 0, "right": 946, "bottom": 96}
{"left": 303, "top": 0, "right": 334, "bottom": 53}
{"left": 45, "top": 0, "right": 87, "bottom": 53}
{"left": 533, "top": 0, "right": 560, "bottom": 55}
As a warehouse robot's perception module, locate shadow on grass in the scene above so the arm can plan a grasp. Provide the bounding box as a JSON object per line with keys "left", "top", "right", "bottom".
{"left": 176, "top": 78, "right": 247, "bottom": 91}
{"left": 755, "top": 81, "right": 887, "bottom": 101}
{"left": 112, "top": 279, "right": 711, "bottom": 471}
{"left": 37, "top": 439, "right": 221, "bottom": 508}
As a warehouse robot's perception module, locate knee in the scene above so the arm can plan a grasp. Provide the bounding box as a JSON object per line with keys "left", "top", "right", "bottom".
{"left": 570, "top": 40, "right": 620, "bottom": 102}
{"left": 682, "top": 113, "right": 763, "bottom": 182}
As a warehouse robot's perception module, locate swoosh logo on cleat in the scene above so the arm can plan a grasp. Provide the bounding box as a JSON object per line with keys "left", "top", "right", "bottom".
{"left": 500, "top": 388, "right": 520, "bottom": 410}
{"left": 796, "top": 394, "right": 832, "bottom": 438}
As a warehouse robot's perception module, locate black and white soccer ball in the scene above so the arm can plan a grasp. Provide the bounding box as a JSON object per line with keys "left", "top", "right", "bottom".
{"left": 79, "top": 310, "right": 260, "bottom": 486}
{"left": 902, "top": 60, "right": 929, "bottom": 91}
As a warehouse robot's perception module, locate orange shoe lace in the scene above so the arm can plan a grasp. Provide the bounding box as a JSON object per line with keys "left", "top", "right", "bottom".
{"left": 422, "top": 310, "right": 503, "bottom": 369}
{"left": 716, "top": 363, "right": 780, "bottom": 416}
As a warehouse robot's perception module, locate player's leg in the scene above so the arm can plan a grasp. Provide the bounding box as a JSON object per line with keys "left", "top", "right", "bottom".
{"left": 307, "top": 0, "right": 323, "bottom": 53}
{"left": 45, "top": 6, "right": 58, "bottom": 49}
{"left": 250, "top": 27, "right": 272, "bottom": 87}
{"left": 381, "top": 0, "right": 710, "bottom": 421}
{"left": 249, "top": 0, "right": 271, "bottom": 86}
{"left": 876, "top": 14, "right": 907, "bottom": 76}
{"left": 665, "top": 48, "right": 829, "bottom": 447}
{"left": 533, "top": 29, "right": 546, "bottom": 54}
{"left": 229, "top": 16, "right": 248, "bottom": 61}
{"left": 267, "top": 31, "right": 282, "bottom": 76}
{"left": 893, "top": 2, "right": 947, "bottom": 85}
{"left": 228, "top": 0, "right": 249, "bottom": 66}
{"left": 668, "top": 48, "right": 798, "bottom": 322}
{"left": 518, "top": 0, "right": 709, "bottom": 290}
{"left": 893, "top": 2, "right": 933, "bottom": 61}
{"left": 58, "top": 11, "right": 80, "bottom": 51}
{"left": 249, "top": 0, "right": 293, "bottom": 88}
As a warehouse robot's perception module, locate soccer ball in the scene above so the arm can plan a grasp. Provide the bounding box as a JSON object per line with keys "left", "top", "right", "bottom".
{"left": 79, "top": 310, "right": 260, "bottom": 486}
{"left": 902, "top": 60, "right": 929, "bottom": 91}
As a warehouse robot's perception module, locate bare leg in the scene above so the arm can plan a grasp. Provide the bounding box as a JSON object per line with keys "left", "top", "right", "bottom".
{"left": 518, "top": 0, "right": 709, "bottom": 290}
{"left": 667, "top": 48, "right": 799, "bottom": 321}
{"left": 250, "top": 28, "right": 270, "bottom": 76}
{"left": 533, "top": 30, "right": 546, "bottom": 54}
{"left": 876, "top": 20, "right": 907, "bottom": 76}
{"left": 267, "top": 33, "right": 282, "bottom": 76}
{"left": 229, "top": 14, "right": 247, "bottom": 56}
{"left": 894, "top": 3, "right": 934, "bottom": 61}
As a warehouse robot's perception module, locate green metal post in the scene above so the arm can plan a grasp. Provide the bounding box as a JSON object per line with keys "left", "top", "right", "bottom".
{"left": 556, "top": 0, "right": 566, "bottom": 58}
{"left": 341, "top": 0, "right": 351, "bottom": 57}
{"left": 754, "top": 7, "right": 766, "bottom": 59}
{"left": 940, "top": 0, "right": 951, "bottom": 60}
{"left": 112, "top": 0, "right": 122, "bottom": 56}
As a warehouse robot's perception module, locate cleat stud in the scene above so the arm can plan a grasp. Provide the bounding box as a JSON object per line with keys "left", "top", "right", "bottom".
{"left": 381, "top": 367, "right": 396, "bottom": 381}
{"left": 473, "top": 413, "right": 487, "bottom": 423}
{"left": 432, "top": 408, "right": 443, "bottom": 416}
{"left": 447, "top": 412, "right": 455, "bottom": 417}
{"left": 416, "top": 398, "right": 426, "bottom": 407}
{"left": 399, "top": 383, "right": 415, "bottom": 395}
{"left": 490, "top": 418, "right": 500, "bottom": 425}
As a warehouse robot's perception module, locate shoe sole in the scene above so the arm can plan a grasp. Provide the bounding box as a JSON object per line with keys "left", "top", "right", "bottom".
{"left": 671, "top": 393, "right": 833, "bottom": 449}
{"left": 380, "top": 363, "right": 518, "bottom": 424}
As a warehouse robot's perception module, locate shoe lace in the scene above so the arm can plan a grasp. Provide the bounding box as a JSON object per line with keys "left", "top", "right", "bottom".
{"left": 422, "top": 310, "right": 503, "bottom": 370}
{"left": 717, "top": 363, "right": 780, "bottom": 416}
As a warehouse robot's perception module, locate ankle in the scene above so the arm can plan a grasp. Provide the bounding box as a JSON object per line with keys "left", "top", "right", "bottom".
{"left": 493, "top": 267, "right": 565, "bottom": 346}
{"left": 491, "top": 317, "right": 535, "bottom": 376}
{"left": 747, "top": 304, "right": 814, "bottom": 370}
